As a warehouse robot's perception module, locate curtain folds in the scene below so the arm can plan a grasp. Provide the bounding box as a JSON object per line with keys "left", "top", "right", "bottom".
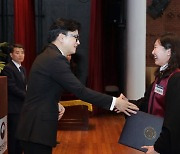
{"left": 88, "top": 0, "right": 107, "bottom": 114}
{"left": 14, "top": 0, "right": 36, "bottom": 75}
{"left": 88, "top": 0, "right": 104, "bottom": 93}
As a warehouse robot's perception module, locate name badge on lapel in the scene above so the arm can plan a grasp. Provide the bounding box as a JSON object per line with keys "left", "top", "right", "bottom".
{"left": 154, "top": 84, "right": 164, "bottom": 95}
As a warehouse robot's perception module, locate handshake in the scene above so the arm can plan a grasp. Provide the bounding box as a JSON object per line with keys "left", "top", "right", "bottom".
{"left": 114, "top": 94, "right": 139, "bottom": 116}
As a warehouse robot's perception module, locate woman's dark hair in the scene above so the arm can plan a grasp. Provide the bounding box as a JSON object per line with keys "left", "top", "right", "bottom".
{"left": 47, "top": 18, "right": 81, "bottom": 43}
{"left": 154, "top": 32, "right": 180, "bottom": 77}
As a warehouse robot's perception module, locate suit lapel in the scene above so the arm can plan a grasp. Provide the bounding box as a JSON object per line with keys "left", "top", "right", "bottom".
{"left": 10, "top": 61, "right": 26, "bottom": 85}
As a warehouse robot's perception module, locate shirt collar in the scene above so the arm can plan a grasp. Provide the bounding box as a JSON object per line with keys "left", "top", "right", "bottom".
{"left": 59, "top": 49, "right": 65, "bottom": 56}
{"left": 12, "top": 60, "right": 21, "bottom": 71}
{"left": 160, "top": 63, "right": 168, "bottom": 71}
{"left": 51, "top": 43, "right": 65, "bottom": 56}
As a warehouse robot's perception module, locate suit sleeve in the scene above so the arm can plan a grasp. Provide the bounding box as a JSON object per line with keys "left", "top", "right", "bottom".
{"left": 129, "top": 83, "right": 153, "bottom": 112}
{"left": 50, "top": 56, "right": 113, "bottom": 110}
{"left": 154, "top": 73, "right": 180, "bottom": 153}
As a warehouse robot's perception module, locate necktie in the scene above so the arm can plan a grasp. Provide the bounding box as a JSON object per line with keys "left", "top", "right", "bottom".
{"left": 19, "top": 66, "right": 25, "bottom": 81}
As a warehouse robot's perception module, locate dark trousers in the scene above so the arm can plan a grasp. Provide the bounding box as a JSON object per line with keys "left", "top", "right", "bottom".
{"left": 20, "top": 141, "right": 52, "bottom": 154}
{"left": 8, "top": 114, "right": 23, "bottom": 154}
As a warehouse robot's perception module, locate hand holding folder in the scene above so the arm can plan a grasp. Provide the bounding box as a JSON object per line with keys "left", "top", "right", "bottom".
{"left": 141, "top": 145, "right": 160, "bottom": 154}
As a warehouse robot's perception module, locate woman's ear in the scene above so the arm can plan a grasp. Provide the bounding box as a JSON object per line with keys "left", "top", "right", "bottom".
{"left": 167, "top": 49, "right": 171, "bottom": 56}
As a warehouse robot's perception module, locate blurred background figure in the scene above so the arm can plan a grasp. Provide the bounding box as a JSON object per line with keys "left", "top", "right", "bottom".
{"left": 1, "top": 44, "right": 27, "bottom": 154}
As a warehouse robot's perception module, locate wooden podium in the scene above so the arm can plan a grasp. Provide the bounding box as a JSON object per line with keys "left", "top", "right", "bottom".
{"left": 58, "top": 105, "right": 89, "bottom": 130}
{"left": 58, "top": 100, "right": 92, "bottom": 130}
{"left": 0, "top": 76, "right": 8, "bottom": 154}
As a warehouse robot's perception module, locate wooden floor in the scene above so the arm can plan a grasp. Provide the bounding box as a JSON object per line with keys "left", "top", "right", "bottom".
{"left": 53, "top": 113, "right": 144, "bottom": 154}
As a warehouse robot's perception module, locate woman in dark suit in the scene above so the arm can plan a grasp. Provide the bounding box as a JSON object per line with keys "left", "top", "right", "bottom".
{"left": 1, "top": 44, "right": 27, "bottom": 154}
{"left": 130, "top": 33, "right": 180, "bottom": 154}
{"left": 16, "top": 18, "right": 139, "bottom": 154}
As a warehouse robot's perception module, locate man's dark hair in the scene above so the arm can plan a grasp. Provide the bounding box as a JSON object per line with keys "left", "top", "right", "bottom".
{"left": 10, "top": 44, "right": 25, "bottom": 53}
{"left": 47, "top": 18, "right": 81, "bottom": 43}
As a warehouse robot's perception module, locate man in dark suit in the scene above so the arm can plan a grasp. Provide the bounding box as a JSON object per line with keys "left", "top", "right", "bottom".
{"left": 16, "top": 18, "right": 139, "bottom": 154}
{"left": 1, "top": 44, "right": 26, "bottom": 154}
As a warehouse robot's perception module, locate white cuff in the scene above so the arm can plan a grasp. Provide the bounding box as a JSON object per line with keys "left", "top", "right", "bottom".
{"left": 110, "top": 97, "right": 116, "bottom": 111}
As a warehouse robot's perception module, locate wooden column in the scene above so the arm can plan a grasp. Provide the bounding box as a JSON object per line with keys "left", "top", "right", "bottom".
{"left": 0, "top": 76, "right": 8, "bottom": 154}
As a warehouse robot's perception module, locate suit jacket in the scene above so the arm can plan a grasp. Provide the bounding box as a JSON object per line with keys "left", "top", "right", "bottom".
{"left": 1, "top": 61, "right": 26, "bottom": 114}
{"left": 16, "top": 43, "right": 113, "bottom": 147}
{"left": 130, "top": 72, "right": 180, "bottom": 154}
{"left": 154, "top": 72, "right": 180, "bottom": 154}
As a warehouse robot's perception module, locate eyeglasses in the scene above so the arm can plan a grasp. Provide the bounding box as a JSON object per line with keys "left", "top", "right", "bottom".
{"left": 62, "top": 33, "right": 80, "bottom": 42}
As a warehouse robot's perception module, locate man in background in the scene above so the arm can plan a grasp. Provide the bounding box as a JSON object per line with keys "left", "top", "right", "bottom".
{"left": 1, "top": 44, "right": 27, "bottom": 154}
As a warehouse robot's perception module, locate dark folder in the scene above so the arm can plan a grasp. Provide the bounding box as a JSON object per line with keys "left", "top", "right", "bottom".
{"left": 118, "top": 111, "right": 163, "bottom": 152}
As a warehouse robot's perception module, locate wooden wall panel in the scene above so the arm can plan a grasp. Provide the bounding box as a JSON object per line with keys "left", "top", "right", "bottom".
{"left": 146, "top": 0, "right": 180, "bottom": 66}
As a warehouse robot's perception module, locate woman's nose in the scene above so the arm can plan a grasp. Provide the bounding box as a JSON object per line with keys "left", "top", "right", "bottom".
{"left": 152, "top": 49, "right": 155, "bottom": 55}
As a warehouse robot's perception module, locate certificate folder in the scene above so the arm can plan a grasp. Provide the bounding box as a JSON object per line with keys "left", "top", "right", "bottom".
{"left": 118, "top": 111, "right": 163, "bottom": 152}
